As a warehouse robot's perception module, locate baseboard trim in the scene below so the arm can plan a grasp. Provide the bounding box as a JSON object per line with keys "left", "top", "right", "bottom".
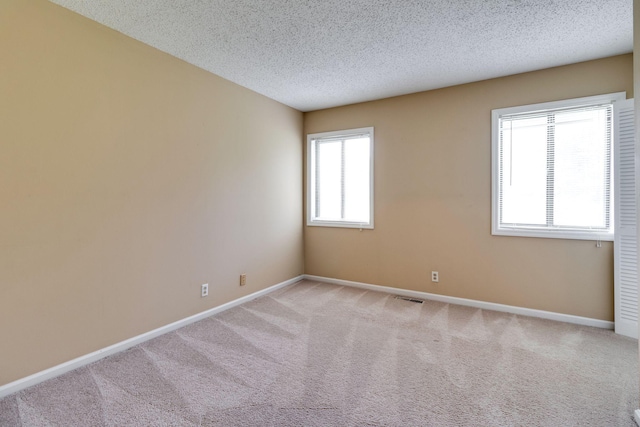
{"left": 303, "top": 275, "right": 614, "bottom": 330}
{"left": 635, "top": 409, "right": 640, "bottom": 426}
{"left": 0, "top": 275, "right": 304, "bottom": 399}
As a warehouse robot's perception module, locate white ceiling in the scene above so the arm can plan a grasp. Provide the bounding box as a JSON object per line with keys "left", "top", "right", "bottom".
{"left": 50, "top": 0, "right": 632, "bottom": 112}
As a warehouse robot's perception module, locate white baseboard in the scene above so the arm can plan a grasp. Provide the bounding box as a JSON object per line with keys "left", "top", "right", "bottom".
{"left": 0, "top": 273, "right": 616, "bottom": 399}
{"left": 0, "top": 275, "right": 304, "bottom": 399}
{"left": 303, "top": 275, "right": 614, "bottom": 330}
{"left": 635, "top": 409, "right": 640, "bottom": 426}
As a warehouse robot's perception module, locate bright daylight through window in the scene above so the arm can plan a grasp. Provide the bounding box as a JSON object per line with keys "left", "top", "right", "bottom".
{"left": 492, "top": 93, "right": 625, "bottom": 240}
{"left": 307, "top": 127, "right": 374, "bottom": 228}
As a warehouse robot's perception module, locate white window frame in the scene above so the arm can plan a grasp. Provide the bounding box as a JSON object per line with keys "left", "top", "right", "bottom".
{"left": 307, "top": 127, "right": 374, "bottom": 229}
{"left": 491, "top": 92, "right": 626, "bottom": 241}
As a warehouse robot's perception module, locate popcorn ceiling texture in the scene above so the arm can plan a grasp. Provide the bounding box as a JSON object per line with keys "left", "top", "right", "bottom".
{"left": 49, "top": 0, "right": 632, "bottom": 111}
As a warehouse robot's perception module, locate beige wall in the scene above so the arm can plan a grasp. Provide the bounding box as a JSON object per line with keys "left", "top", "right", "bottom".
{"left": 0, "top": 0, "right": 303, "bottom": 386}
{"left": 304, "top": 54, "right": 633, "bottom": 322}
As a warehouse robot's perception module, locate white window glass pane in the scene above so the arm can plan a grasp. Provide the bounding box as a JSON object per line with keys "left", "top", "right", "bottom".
{"left": 344, "top": 137, "right": 370, "bottom": 222}
{"left": 316, "top": 141, "right": 341, "bottom": 220}
{"left": 553, "top": 109, "right": 608, "bottom": 228}
{"left": 501, "top": 117, "right": 547, "bottom": 225}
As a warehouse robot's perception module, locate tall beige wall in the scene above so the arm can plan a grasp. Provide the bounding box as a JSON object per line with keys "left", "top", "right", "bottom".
{"left": 0, "top": 0, "right": 303, "bottom": 386}
{"left": 304, "top": 54, "right": 633, "bottom": 322}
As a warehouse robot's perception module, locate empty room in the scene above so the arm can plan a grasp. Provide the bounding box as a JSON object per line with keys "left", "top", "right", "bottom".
{"left": 1, "top": 0, "right": 639, "bottom": 425}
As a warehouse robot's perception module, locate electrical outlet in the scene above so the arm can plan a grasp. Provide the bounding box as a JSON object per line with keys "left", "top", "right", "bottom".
{"left": 431, "top": 271, "right": 439, "bottom": 283}
{"left": 240, "top": 274, "right": 246, "bottom": 286}
{"left": 201, "top": 283, "right": 209, "bottom": 297}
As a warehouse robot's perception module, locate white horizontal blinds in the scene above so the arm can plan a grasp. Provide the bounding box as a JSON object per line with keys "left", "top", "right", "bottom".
{"left": 313, "top": 134, "right": 371, "bottom": 223}
{"left": 343, "top": 136, "right": 370, "bottom": 222}
{"left": 500, "top": 115, "right": 548, "bottom": 225}
{"left": 315, "top": 138, "right": 341, "bottom": 220}
{"left": 546, "top": 113, "right": 555, "bottom": 227}
{"left": 554, "top": 106, "right": 611, "bottom": 229}
{"left": 312, "top": 132, "right": 370, "bottom": 143}
{"left": 614, "top": 98, "right": 637, "bottom": 338}
{"left": 498, "top": 103, "right": 612, "bottom": 232}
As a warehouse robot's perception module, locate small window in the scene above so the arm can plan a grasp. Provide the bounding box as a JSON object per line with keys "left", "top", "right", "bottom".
{"left": 307, "top": 127, "right": 374, "bottom": 229}
{"left": 492, "top": 93, "right": 625, "bottom": 240}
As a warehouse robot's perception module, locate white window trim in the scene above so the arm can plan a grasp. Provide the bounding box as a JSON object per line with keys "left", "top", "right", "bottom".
{"left": 491, "top": 92, "right": 626, "bottom": 241}
{"left": 307, "top": 127, "right": 374, "bottom": 229}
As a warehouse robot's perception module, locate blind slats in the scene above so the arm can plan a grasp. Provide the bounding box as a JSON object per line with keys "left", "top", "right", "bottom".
{"left": 308, "top": 127, "right": 373, "bottom": 226}
{"left": 498, "top": 101, "right": 613, "bottom": 235}
{"left": 312, "top": 133, "right": 370, "bottom": 144}
{"left": 499, "top": 103, "right": 612, "bottom": 122}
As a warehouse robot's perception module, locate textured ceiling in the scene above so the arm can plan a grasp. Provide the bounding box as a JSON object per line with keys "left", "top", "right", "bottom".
{"left": 49, "top": 0, "right": 632, "bottom": 112}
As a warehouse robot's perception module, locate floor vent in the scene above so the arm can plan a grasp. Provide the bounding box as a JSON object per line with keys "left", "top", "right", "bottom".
{"left": 394, "top": 295, "right": 424, "bottom": 304}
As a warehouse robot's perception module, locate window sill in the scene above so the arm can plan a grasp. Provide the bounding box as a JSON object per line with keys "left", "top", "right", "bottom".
{"left": 492, "top": 227, "right": 613, "bottom": 241}
{"left": 307, "top": 220, "right": 374, "bottom": 230}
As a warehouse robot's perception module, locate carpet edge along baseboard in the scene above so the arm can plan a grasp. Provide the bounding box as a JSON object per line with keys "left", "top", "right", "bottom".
{"left": 0, "top": 275, "right": 304, "bottom": 399}
{"left": 304, "top": 274, "right": 614, "bottom": 330}
{"left": 0, "top": 273, "right": 615, "bottom": 399}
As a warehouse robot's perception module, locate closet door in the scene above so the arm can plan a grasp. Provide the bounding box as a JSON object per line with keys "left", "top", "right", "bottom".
{"left": 614, "top": 98, "right": 637, "bottom": 339}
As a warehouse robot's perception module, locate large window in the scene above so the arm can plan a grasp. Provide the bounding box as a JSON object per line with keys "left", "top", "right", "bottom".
{"left": 492, "top": 93, "right": 625, "bottom": 240}
{"left": 307, "top": 127, "right": 374, "bottom": 229}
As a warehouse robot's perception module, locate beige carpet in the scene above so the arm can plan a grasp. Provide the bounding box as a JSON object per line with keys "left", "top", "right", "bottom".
{"left": 0, "top": 280, "right": 637, "bottom": 426}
